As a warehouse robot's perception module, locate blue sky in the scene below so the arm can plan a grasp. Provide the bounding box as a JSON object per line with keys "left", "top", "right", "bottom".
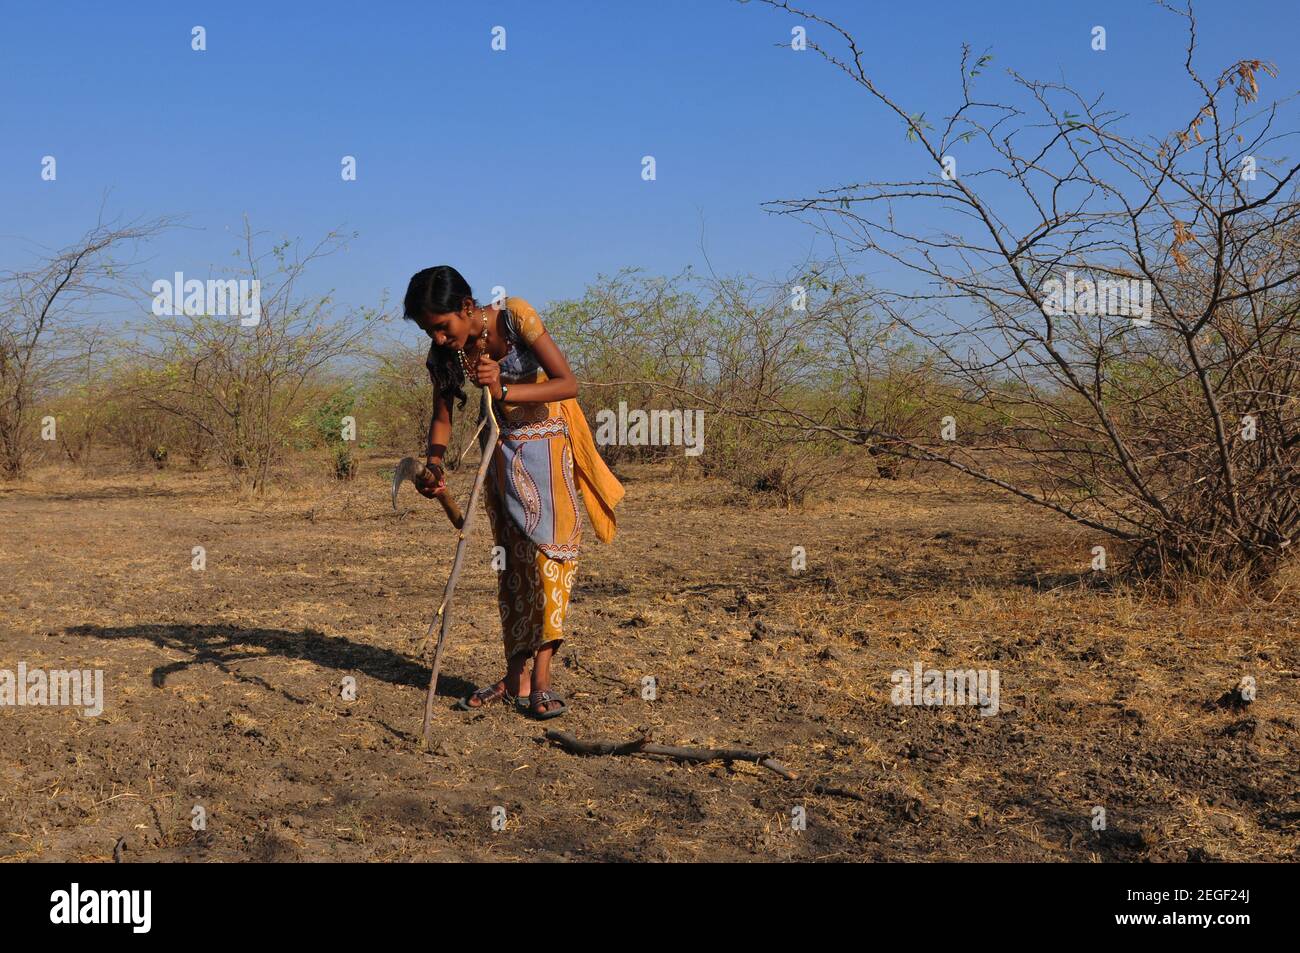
{"left": 2, "top": 0, "right": 1297, "bottom": 322}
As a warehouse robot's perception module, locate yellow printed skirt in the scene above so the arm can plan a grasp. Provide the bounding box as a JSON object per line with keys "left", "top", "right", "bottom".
{"left": 484, "top": 466, "right": 578, "bottom": 660}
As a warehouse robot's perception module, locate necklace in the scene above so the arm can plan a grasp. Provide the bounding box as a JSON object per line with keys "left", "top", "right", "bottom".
{"left": 456, "top": 310, "right": 489, "bottom": 380}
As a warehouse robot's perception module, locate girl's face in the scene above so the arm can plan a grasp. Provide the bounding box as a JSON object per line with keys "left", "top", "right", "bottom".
{"left": 417, "top": 306, "right": 473, "bottom": 349}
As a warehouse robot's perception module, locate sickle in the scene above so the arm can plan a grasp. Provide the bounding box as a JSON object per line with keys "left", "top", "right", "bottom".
{"left": 392, "top": 456, "right": 465, "bottom": 528}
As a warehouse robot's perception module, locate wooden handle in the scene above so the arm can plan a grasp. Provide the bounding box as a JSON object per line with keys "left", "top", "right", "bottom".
{"left": 436, "top": 487, "right": 465, "bottom": 529}
{"left": 420, "top": 465, "right": 464, "bottom": 529}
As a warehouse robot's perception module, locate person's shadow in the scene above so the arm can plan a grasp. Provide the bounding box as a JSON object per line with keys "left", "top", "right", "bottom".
{"left": 65, "top": 623, "right": 475, "bottom": 709}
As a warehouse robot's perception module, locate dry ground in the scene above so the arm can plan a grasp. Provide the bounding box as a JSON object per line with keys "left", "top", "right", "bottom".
{"left": 1, "top": 455, "right": 1297, "bottom": 862}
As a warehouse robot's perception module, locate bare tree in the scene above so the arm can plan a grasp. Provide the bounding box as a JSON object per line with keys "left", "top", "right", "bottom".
{"left": 134, "top": 222, "right": 371, "bottom": 493}
{"left": 0, "top": 216, "right": 170, "bottom": 477}
{"left": 745, "top": 0, "right": 1300, "bottom": 578}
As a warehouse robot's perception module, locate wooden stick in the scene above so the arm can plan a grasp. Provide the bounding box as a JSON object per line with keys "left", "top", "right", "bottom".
{"left": 544, "top": 729, "right": 795, "bottom": 780}
{"left": 421, "top": 387, "right": 499, "bottom": 746}
{"left": 545, "top": 730, "right": 866, "bottom": 799}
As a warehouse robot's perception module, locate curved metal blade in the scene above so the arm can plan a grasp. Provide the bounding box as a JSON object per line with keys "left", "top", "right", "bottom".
{"left": 392, "top": 456, "right": 423, "bottom": 511}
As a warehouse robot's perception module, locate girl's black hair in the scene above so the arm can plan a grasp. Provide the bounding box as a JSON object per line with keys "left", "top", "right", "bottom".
{"left": 403, "top": 265, "right": 472, "bottom": 410}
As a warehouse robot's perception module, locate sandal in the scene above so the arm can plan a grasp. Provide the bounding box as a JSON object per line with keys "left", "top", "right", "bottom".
{"left": 525, "top": 689, "right": 568, "bottom": 720}
{"left": 455, "top": 681, "right": 518, "bottom": 711}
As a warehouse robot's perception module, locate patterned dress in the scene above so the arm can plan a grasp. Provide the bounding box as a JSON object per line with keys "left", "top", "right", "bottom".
{"left": 431, "top": 297, "right": 624, "bottom": 661}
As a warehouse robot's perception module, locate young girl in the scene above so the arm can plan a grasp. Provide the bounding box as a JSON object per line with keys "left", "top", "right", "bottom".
{"left": 402, "top": 265, "right": 623, "bottom": 719}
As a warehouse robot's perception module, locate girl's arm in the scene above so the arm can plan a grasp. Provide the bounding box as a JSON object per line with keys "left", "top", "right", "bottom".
{"left": 426, "top": 388, "right": 451, "bottom": 466}
{"left": 475, "top": 330, "right": 578, "bottom": 403}
{"left": 416, "top": 388, "right": 452, "bottom": 498}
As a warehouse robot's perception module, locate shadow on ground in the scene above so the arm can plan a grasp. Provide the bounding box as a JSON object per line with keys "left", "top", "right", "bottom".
{"left": 65, "top": 623, "right": 474, "bottom": 700}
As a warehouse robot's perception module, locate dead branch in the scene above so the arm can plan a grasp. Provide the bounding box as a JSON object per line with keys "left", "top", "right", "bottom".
{"left": 546, "top": 729, "right": 795, "bottom": 779}
{"left": 545, "top": 729, "right": 869, "bottom": 801}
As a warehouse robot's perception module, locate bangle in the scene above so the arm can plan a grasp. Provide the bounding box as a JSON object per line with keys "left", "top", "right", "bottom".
{"left": 499, "top": 384, "right": 510, "bottom": 403}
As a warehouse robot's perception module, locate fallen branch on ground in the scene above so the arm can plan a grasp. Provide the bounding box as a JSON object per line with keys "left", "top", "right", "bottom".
{"left": 545, "top": 729, "right": 865, "bottom": 801}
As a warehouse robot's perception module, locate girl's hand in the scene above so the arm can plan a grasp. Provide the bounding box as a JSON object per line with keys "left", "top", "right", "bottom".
{"left": 414, "top": 461, "right": 447, "bottom": 498}
{"left": 473, "top": 353, "right": 502, "bottom": 399}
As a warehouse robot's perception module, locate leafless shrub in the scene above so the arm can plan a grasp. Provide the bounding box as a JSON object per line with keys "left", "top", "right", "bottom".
{"left": 0, "top": 216, "right": 171, "bottom": 477}
{"left": 748, "top": 0, "right": 1300, "bottom": 579}
{"left": 132, "top": 223, "right": 370, "bottom": 493}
